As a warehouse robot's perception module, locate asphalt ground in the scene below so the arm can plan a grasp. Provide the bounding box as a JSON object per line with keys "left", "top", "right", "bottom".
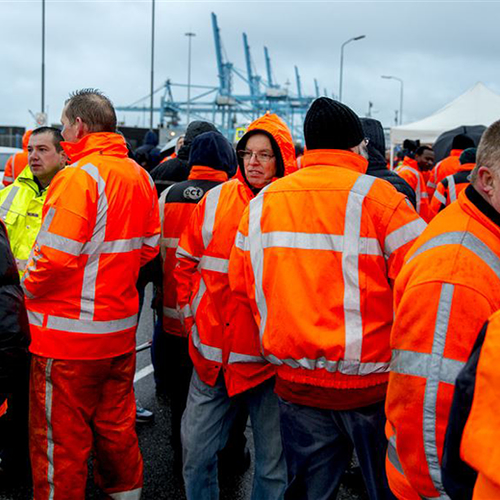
{"left": 0, "top": 284, "right": 368, "bottom": 499}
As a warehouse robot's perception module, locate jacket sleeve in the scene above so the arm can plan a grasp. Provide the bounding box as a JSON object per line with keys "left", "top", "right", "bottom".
{"left": 429, "top": 180, "right": 447, "bottom": 219}
{"left": 0, "top": 221, "right": 30, "bottom": 396}
{"left": 2, "top": 156, "right": 14, "bottom": 187}
{"left": 174, "top": 196, "right": 206, "bottom": 325}
{"left": 383, "top": 198, "right": 427, "bottom": 282}
{"left": 228, "top": 205, "right": 259, "bottom": 321}
{"left": 140, "top": 181, "right": 161, "bottom": 267}
{"left": 22, "top": 169, "right": 93, "bottom": 299}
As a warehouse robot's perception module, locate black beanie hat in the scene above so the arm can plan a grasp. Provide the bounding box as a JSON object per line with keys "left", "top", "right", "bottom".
{"left": 304, "top": 97, "right": 364, "bottom": 151}
{"left": 459, "top": 147, "right": 477, "bottom": 165}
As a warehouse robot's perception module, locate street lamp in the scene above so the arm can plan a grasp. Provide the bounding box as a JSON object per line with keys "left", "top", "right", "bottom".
{"left": 150, "top": 0, "right": 156, "bottom": 130}
{"left": 185, "top": 32, "right": 196, "bottom": 125}
{"left": 381, "top": 75, "right": 404, "bottom": 125}
{"left": 339, "top": 35, "right": 365, "bottom": 103}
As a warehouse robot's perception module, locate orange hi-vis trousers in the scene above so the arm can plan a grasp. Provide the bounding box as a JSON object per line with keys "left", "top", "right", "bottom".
{"left": 30, "top": 353, "right": 143, "bottom": 500}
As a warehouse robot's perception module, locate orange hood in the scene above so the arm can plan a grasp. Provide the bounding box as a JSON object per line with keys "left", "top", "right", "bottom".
{"left": 236, "top": 113, "right": 297, "bottom": 189}
{"left": 22, "top": 129, "right": 33, "bottom": 151}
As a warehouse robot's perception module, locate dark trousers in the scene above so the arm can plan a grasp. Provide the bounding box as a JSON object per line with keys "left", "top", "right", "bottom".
{"left": 279, "top": 398, "right": 395, "bottom": 500}
{"left": 151, "top": 318, "right": 248, "bottom": 461}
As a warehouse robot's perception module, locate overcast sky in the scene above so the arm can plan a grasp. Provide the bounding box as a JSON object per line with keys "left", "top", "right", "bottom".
{"left": 1, "top": 0, "right": 499, "bottom": 138}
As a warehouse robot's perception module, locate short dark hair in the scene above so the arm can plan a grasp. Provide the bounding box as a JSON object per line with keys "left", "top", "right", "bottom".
{"left": 31, "top": 126, "right": 64, "bottom": 152}
{"left": 415, "top": 145, "right": 433, "bottom": 156}
{"left": 64, "top": 88, "right": 117, "bottom": 133}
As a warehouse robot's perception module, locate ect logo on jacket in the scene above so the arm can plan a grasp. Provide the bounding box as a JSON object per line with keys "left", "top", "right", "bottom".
{"left": 183, "top": 187, "right": 204, "bottom": 201}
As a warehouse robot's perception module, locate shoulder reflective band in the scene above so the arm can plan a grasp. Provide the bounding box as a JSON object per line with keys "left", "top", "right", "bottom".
{"left": 384, "top": 219, "right": 427, "bottom": 258}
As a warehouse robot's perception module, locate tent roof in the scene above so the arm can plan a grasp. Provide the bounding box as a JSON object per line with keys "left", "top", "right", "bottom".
{"left": 391, "top": 82, "right": 500, "bottom": 144}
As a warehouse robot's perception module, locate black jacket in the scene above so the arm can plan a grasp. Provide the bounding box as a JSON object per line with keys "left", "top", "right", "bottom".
{"left": 0, "top": 222, "right": 30, "bottom": 403}
{"left": 361, "top": 118, "right": 417, "bottom": 209}
{"left": 150, "top": 121, "right": 219, "bottom": 196}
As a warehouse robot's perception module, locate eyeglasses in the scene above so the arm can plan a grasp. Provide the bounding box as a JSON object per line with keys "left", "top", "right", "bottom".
{"left": 237, "top": 150, "right": 275, "bottom": 163}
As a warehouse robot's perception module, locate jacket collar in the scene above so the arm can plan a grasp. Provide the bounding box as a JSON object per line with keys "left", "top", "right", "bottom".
{"left": 450, "top": 149, "right": 463, "bottom": 157}
{"left": 403, "top": 156, "right": 419, "bottom": 170}
{"left": 463, "top": 184, "right": 500, "bottom": 229}
{"left": 301, "top": 149, "right": 368, "bottom": 174}
{"left": 188, "top": 165, "right": 228, "bottom": 182}
{"left": 61, "top": 132, "right": 129, "bottom": 164}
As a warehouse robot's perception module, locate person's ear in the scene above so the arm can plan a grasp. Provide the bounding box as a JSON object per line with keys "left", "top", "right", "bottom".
{"left": 477, "top": 166, "right": 494, "bottom": 198}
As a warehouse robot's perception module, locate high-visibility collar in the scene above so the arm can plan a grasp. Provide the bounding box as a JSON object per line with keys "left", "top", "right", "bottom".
{"left": 61, "top": 132, "right": 129, "bottom": 163}
{"left": 449, "top": 149, "right": 463, "bottom": 157}
{"left": 461, "top": 184, "right": 500, "bottom": 231}
{"left": 188, "top": 165, "right": 228, "bottom": 182}
{"left": 15, "top": 165, "right": 45, "bottom": 194}
{"left": 456, "top": 162, "right": 475, "bottom": 173}
{"left": 403, "top": 156, "right": 418, "bottom": 169}
{"left": 300, "top": 149, "right": 368, "bottom": 174}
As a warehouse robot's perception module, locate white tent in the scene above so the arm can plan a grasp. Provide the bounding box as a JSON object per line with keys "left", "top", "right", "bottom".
{"left": 390, "top": 82, "right": 500, "bottom": 145}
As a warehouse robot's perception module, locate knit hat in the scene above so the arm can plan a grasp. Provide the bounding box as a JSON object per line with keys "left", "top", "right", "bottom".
{"left": 304, "top": 97, "right": 364, "bottom": 151}
{"left": 459, "top": 147, "right": 477, "bottom": 165}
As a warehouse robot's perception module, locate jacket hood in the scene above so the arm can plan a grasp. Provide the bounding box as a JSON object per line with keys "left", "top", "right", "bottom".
{"left": 188, "top": 131, "right": 237, "bottom": 177}
{"left": 142, "top": 130, "right": 159, "bottom": 147}
{"left": 178, "top": 121, "right": 219, "bottom": 161}
{"left": 22, "top": 129, "right": 33, "bottom": 151}
{"left": 361, "top": 118, "right": 387, "bottom": 172}
{"left": 236, "top": 113, "right": 297, "bottom": 192}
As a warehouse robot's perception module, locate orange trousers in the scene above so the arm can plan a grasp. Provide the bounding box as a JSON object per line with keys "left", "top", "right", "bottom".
{"left": 30, "top": 353, "right": 143, "bottom": 500}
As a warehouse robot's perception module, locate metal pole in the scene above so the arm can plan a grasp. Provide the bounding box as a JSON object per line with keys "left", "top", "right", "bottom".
{"left": 185, "top": 32, "right": 196, "bottom": 126}
{"left": 150, "top": 0, "right": 155, "bottom": 130}
{"left": 41, "top": 0, "right": 45, "bottom": 114}
{"left": 381, "top": 75, "right": 404, "bottom": 125}
{"left": 339, "top": 35, "right": 365, "bottom": 103}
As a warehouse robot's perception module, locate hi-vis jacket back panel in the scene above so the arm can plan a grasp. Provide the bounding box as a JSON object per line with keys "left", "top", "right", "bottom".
{"left": 230, "top": 149, "right": 425, "bottom": 391}
{"left": 160, "top": 165, "right": 227, "bottom": 337}
{"left": 22, "top": 133, "right": 160, "bottom": 360}
{"left": 385, "top": 187, "right": 500, "bottom": 500}
{"left": 0, "top": 166, "right": 50, "bottom": 273}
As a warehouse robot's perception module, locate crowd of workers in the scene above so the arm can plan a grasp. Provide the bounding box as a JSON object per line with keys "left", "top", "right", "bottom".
{"left": 0, "top": 88, "right": 499, "bottom": 500}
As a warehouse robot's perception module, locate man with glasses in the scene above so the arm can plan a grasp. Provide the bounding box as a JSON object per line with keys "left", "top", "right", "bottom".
{"left": 175, "top": 113, "right": 296, "bottom": 499}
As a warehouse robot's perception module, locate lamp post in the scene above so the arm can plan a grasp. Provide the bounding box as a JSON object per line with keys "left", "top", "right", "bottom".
{"left": 339, "top": 35, "right": 365, "bottom": 103}
{"left": 41, "top": 0, "right": 45, "bottom": 116}
{"left": 381, "top": 75, "right": 404, "bottom": 125}
{"left": 185, "top": 32, "right": 196, "bottom": 125}
{"left": 149, "top": 0, "right": 155, "bottom": 130}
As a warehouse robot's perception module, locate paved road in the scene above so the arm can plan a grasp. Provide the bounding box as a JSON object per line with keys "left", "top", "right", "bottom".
{"left": 0, "top": 284, "right": 368, "bottom": 499}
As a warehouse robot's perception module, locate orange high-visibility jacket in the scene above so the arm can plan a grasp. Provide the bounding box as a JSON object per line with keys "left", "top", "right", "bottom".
{"left": 427, "top": 149, "right": 463, "bottom": 197}
{"left": 429, "top": 163, "right": 474, "bottom": 219}
{"left": 160, "top": 165, "right": 228, "bottom": 337}
{"left": 396, "top": 157, "right": 431, "bottom": 222}
{"left": 230, "top": 149, "right": 426, "bottom": 392}
{"left": 3, "top": 130, "right": 32, "bottom": 187}
{"left": 461, "top": 310, "right": 500, "bottom": 500}
{"left": 175, "top": 113, "right": 297, "bottom": 395}
{"left": 22, "top": 133, "right": 160, "bottom": 360}
{"left": 385, "top": 186, "right": 500, "bottom": 500}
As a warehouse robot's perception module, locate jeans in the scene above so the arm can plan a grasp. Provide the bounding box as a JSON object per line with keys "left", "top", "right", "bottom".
{"left": 182, "top": 371, "right": 286, "bottom": 500}
{"left": 279, "top": 398, "right": 395, "bottom": 500}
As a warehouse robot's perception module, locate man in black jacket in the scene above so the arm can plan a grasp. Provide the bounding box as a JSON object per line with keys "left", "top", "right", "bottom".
{"left": 0, "top": 220, "right": 30, "bottom": 482}
{"left": 361, "top": 118, "right": 417, "bottom": 208}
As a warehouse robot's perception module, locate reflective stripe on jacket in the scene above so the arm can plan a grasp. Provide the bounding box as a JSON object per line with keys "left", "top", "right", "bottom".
{"left": 0, "top": 165, "right": 50, "bottom": 273}
{"left": 396, "top": 160, "right": 431, "bottom": 222}
{"left": 160, "top": 165, "right": 228, "bottom": 337}
{"left": 385, "top": 186, "right": 500, "bottom": 500}
{"left": 22, "top": 133, "right": 161, "bottom": 360}
{"left": 230, "top": 149, "right": 426, "bottom": 391}
{"left": 427, "top": 149, "right": 462, "bottom": 197}
{"left": 429, "top": 163, "right": 474, "bottom": 219}
{"left": 460, "top": 310, "right": 500, "bottom": 499}
{"left": 176, "top": 113, "right": 297, "bottom": 395}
